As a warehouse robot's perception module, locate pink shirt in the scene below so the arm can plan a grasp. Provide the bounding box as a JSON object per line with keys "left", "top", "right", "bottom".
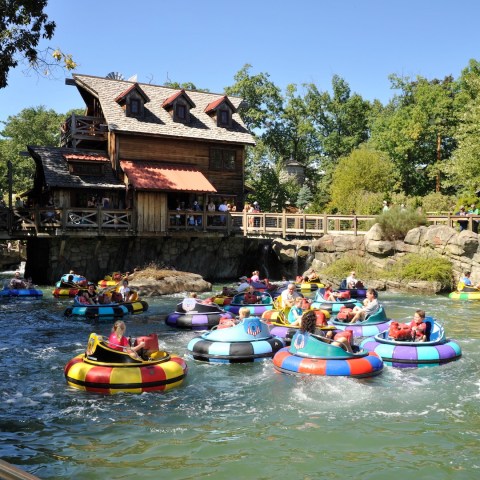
{"left": 108, "top": 333, "right": 129, "bottom": 351}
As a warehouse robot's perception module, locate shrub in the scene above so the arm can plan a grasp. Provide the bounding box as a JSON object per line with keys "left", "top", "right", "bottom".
{"left": 419, "top": 192, "right": 456, "bottom": 214}
{"left": 383, "top": 254, "right": 453, "bottom": 290}
{"left": 376, "top": 207, "right": 427, "bottom": 240}
{"left": 322, "top": 255, "right": 382, "bottom": 280}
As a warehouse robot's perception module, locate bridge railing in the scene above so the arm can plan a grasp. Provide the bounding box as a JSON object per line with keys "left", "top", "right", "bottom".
{"left": 1, "top": 208, "right": 479, "bottom": 238}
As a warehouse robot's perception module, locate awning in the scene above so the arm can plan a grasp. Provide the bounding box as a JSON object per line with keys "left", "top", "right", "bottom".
{"left": 120, "top": 161, "right": 217, "bottom": 193}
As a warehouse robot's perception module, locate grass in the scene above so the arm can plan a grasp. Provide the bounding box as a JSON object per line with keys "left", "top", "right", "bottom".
{"left": 322, "top": 255, "right": 382, "bottom": 280}
{"left": 132, "top": 262, "right": 184, "bottom": 280}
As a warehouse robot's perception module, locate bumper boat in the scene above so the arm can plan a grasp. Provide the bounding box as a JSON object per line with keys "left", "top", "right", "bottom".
{"left": 187, "top": 316, "right": 285, "bottom": 363}
{"left": 165, "top": 299, "right": 232, "bottom": 330}
{"left": 331, "top": 307, "right": 391, "bottom": 338}
{"left": 224, "top": 291, "right": 274, "bottom": 316}
{"left": 65, "top": 298, "right": 149, "bottom": 319}
{"left": 0, "top": 287, "right": 43, "bottom": 297}
{"left": 449, "top": 287, "right": 480, "bottom": 300}
{"left": 273, "top": 330, "right": 384, "bottom": 377}
{"left": 52, "top": 286, "right": 79, "bottom": 297}
{"left": 64, "top": 333, "right": 187, "bottom": 394}
{"left": 294, "top": 281, "right": 324, "bottom": 291}
{"left": 311, "top": 293, "right": 362, "bottom": 313}
{"left": 359, "top": 317, "right": 462, "bottom": 368}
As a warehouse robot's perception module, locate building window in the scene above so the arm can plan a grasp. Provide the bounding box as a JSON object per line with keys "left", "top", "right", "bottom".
{"left": 210, "top": 149, "right": 236, "bottom": 171}
{"left": 219, "top": 109, "right": 230, "bottom": 126}
{"left": 130, "top": 99, "right": 140, "bottom": 115}
{"left": 69, "top": 163, "right": 104, "bottom": 176}
{"left": 176, "top": 103, "right": 186, "bottom": 120}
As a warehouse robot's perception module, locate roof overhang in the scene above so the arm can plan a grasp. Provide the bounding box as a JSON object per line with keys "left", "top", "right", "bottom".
{"left": 120, "top": 161, "right": 217, "bottom": 193}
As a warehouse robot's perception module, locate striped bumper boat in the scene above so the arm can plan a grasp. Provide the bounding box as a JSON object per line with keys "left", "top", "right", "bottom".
{"left": 165, "top": 301, "right": 231, "bottom": 330}
{"left": 224, "top": 291, "right": 274, "bottom": 316}
{"left": 64, "top": 299, "right": 148, "bottom": 319}
{"left": 331, "top": 307, "right": 391, "bottom": 338}
{"left": 0, "top": 287, "right": 43, "bottom": 297}
{"left": 359, "top": 318, "right": 462, "bottom": 368}
{"left": 273, "top": 331, "right": 383, "bottom": 378}
{"left": 64, "top": 333, "right": 187, "bottom": 394}
{"left": 187, "top": 317, "right": 285, "bottom": 363}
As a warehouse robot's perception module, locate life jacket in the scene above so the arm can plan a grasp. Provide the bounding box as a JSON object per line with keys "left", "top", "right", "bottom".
{"left": 295, "top": 275, "right": 304, "bottom": 283}
{"left": 218, "top": 317, "right": 236, "bottom": 329}
{"left": 337, "top": 291, "right": 351, "bottom": 300}
{"left": 388, "top": 322, "right": 412, "bottom": 340}
{"left": 334, "top": 329, "right": 353, "bottom": 345}
{"left": 135, "top": 333, "right": 159, "bottom": 352}
{"left": 244, "top": 293, "right": 259, "bottom": 304}
{"left": 336, "top": 306, "right": 353, "bottom": 321}
{"left": 314, "top": 310, "right": 327, "bottom": 326}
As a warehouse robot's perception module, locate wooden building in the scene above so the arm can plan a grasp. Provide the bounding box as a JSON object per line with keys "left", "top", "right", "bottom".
{"left": 27, "top": 74, "right": 255, "bottom": 234}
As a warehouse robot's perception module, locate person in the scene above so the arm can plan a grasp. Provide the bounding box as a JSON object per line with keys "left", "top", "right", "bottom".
{"left": 280, "top": 283, "right": 300, "bottom": 308}
{"left": 107, "top": 320, "right": 145, "bottom": 354}
{"left": 349, "top": 288, "right": 379, "bottom": 323}
{"left": 251, "top": 270, "right": 260, "bottom": 283}
{"left": 460, "top": 271, "right": 473, "bottom": 287}
{"left": 218, "top": 200, "right": 228, "bottom": 225}
{"left": 409, "top": 309, "right": 427, "bottom": 342}
{"left": 14, "top": 196, "right": 24, "bottom": 209}
{"left": 346, "top": 271, "right": 357, "bottom": 289}
{"left": 60, "top": 274, "right": 76, "bottom": 288}
{"left": 102, "top": 195, "right": 110, "bottom": 208}
{"left": 304, "top": 268, "right": 319, "bottom": 282}
{"left": 85, "top": 284, "right": 99, "bottom": 304}
{"left": 87, "top": 196, "right": 96, "bottom": 208}
{"left": 243, "top": 286, "right": 259, "bottom": 304}
{"left": 323, "top": 284, "right": 339, "bottom": 302}
{"left": 457, "top": 205, "right": 468, "bottom": 231}
{"left": 237, "top": 276, "right": 251, "bottom": 293}
{"left": 119, "top": 279, "right": 136, "bottom": 302}
{"left": 9, "top": 271, "right": 27, "bottom": 289}
{"left": 299, "top": 310, "right": 353, "bottom": 353}
{"left": 237, "top": 306, "right": 251, "bottom": 323}
{"left": 287, "top": 296, "right": 305, "bottom": 326}
{"left": 468, "top": 203, "right": 479, "bottom": 233}
{"left": 76, "top": 290, "right": 91, "bottom": 305}
{"left": 382, "top": 200, "right": 389, "bottom": 212}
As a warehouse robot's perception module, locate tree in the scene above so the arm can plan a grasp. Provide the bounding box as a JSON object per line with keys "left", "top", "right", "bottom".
{"left": 296, "top": 185, "right": 313, "bottom": 210}
{"left": 0, "top": 0, "right": 76, "bottom": 88}
{"left": 0, "top": 106, "right": 82, "bottom": 193}
{"left": 329, "top": 148, "right": 398, "bottom": 214}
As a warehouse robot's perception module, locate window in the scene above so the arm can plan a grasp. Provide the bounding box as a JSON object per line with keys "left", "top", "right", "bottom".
{"left": 219, "top": 109, "right": 230, "bottom": 126}
{"left": 210, "top": 149, "right": 236, "bottom": 171}
{"left": 176, "top": 103, "right": 186, "bottom": 120}
{"left": 130, "top": 99, "right": 140, "bottom": 115}
{"left": 69, "top": 163, "right": 104, "bottom": 176}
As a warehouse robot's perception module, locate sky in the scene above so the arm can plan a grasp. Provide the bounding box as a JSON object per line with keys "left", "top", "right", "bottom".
{"left": 1, "top": 0, "right": 480, "bottom": 125}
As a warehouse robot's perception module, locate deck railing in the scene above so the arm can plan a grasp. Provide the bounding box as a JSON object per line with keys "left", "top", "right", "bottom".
{"left": 60, "top": 114, "right": 108, "bottom": 147}
{"left": 0, "top": 208, "right": 478, "bottom": 239}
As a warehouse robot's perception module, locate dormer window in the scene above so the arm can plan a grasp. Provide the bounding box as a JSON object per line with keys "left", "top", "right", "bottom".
{"left": 162, "top": 89, "right": 195, "bottom": 124}
{"left": 205, "top": 96, "right": 236, "bottom": 129}
{"left": 115, "top": 83, "right": 149, "bottom": 119}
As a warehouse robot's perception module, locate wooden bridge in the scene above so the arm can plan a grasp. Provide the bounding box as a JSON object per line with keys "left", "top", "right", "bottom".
{"left": 0, "top": 207, "right": 477, "bottom": 240}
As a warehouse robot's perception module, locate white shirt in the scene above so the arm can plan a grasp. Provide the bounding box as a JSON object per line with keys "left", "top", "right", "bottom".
{"left": 218, "top": 203, "right": 228, "bottom": 212}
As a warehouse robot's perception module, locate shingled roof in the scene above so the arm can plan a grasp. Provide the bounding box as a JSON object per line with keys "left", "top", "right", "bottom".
{"left": 72, "top": 74, "right": 255, "bottom": 145}
{"left": 28, "top": 146, "right": 125, "bottom": 190}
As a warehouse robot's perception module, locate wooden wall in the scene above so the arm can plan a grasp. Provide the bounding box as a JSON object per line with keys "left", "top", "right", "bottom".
{"left": 117, "top": 135, "right": 245, "bottom": 197}
{"left": 136, "top": 191, "right": 167, "bottom": 232}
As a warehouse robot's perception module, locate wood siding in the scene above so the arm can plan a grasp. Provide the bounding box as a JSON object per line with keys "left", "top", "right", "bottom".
{"left": 117, "top": 135, "right": 245, "bottom": 196}
{"left": 136, "top": 191, "right": 167, "bottom": 232}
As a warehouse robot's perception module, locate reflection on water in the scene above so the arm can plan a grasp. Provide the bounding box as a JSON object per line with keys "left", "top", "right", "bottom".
{"left": 0, "top": 285, "right": 478, "bottom": 480}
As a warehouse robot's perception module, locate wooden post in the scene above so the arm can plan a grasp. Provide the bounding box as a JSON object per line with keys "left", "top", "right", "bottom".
{"left": 282, "top": 210, "right": 286, "bottom": 238}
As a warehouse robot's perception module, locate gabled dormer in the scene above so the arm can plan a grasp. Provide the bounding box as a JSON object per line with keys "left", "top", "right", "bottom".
{"left": 115, "top": 83, "right": 149, "bottom": 118}
{"left": 162, "top": 89, "right": 196, "bottom": 124}
{"left": 204, "top": 96, "right": 236, "bottom": 128}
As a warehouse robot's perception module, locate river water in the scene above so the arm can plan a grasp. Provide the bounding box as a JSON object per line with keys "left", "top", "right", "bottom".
{"left": 0, "top": 278, "right": 478, "bottom": 480}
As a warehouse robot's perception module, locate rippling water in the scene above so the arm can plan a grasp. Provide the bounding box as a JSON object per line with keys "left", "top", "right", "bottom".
{"left": 0, "top": 283, "right": 478, "bottom": 480}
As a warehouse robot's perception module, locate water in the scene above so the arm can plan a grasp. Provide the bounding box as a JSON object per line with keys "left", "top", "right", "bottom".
{"left": 0, "top": 281, "right": 478, "bottom": 480}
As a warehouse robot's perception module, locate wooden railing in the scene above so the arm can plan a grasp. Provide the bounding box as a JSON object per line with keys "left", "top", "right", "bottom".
{"left": 0, "top": 208, "right": 479, "bottom": 239}
{"left": 60, "top": 114, "right": 108, "bottom": 147}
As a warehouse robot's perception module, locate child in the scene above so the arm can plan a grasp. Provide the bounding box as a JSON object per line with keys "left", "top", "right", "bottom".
{"left": 287, "top": 296, "right": 305, "bottom": 327}
{"left": 410, "top": 309, "right": 427, "bottom": 342}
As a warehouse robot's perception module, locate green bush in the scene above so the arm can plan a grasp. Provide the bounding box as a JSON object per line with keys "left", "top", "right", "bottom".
{"left": 322, "top": 255, "right": 382, "bottom": 280}
{"left": 383, "top": 254, "right": 453, "bottom": 290}
{"left": 376, "top": 207, "right": 427, "bottom": 240}
{"left": 419, "top": 192, "right": 456, "bottom": 214}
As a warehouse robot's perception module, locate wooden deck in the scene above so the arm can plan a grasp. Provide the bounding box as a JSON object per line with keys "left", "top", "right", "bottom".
{"left": 0, "top": 208, "right": 477, "bottom": 240}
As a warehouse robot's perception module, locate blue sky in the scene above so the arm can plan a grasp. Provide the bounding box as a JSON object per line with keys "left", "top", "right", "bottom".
{"left": 1, "top": 0, "right": 480, "bottom": 125}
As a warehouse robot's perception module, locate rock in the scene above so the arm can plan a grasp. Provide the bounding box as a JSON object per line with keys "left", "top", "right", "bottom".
{"left": 129, "top": 271, "right": 212, "bottom": 297}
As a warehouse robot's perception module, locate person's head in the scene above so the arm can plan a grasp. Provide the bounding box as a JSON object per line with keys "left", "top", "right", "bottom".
{"left": 460, "top": 205, "right": 465, "bottom": 211}
{"left": 122, "top": 279, "right": 129, "bottom": 286}
{"left": 189, "top": 292, "right": 198, "bottom": 298}
{"left": 88, "top": 284, "right": 96, "bottom": 293}
{"left": 464, "top": 271, "right": 471, "bottom": 278}
{"left": 69, "top": 270, "right": 75, "bottom": 274}
{"left": 82, "top": 290, "right": 89, "bottom": 298}
{"left": 366, "top": 288, "right": 378, "bottom": 299}
{"left": 247, "top": 285, "right": 255, "bottom": 294}
{"left": 413, "top": 309, "right": 426, "bottom": 324}
{"left": 300, "top": 310, "right": 317, "bottom": 334}
{"left": 68, "top": 275, "right": 74, "bottom": 282}
{"left": 112, "top": 320, "right": 126, "bottom": 334}
{"left": 239, "top": 307, "right": 250, "bottom": 319}
{"left": 287, "top": 283, "right": 296, "bottom": 293}
{"left": 14, "top": 271, "right": 20, "bottom": 278}
{"left": 294, "top": 296, "right": 303, "bottom": 308}
{"left": 350, "top": 271, "right": 356, "bottom": 277}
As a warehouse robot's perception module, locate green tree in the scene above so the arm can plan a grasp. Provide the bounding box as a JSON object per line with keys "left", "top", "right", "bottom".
{"left": 296, "top": 184, "right": 313, "bottom": 210}
{"left": 329, "top": 148, "right": 398, "bottom": 214}
{"left": 0, "top": 106, "right": 82, "bottom": 193}
{"left": 0, "top": 0, "right": 76, "bottom": 88}
{"left": 369, "top": 74, "right": 458, "bottom": 196}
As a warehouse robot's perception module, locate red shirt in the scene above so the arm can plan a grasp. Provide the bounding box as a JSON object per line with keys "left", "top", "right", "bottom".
{"left": 108, "top": 333, "right": 129, "bottom": 351}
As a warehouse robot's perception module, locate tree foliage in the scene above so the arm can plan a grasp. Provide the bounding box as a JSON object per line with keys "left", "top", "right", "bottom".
{"left": 328, "top": 148, "right": 397, "bottom": 214}
{"left": 0, "top": 106, "right": 82, "bottom": 193}
{"left": 0, "top": 0, "right": 76, "bottom": 88}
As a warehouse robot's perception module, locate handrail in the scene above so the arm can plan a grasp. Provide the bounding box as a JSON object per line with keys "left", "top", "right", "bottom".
{"left": 0, "top": 207, "right": 479, "bottom": 239}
